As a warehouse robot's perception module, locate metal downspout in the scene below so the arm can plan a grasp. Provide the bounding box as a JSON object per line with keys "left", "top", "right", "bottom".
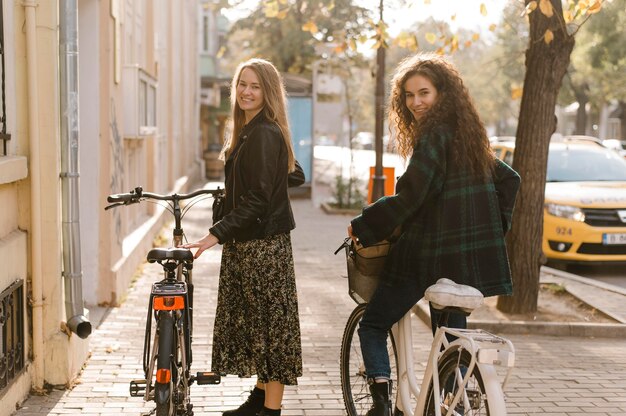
{"left": 23, "top": 0, "right": 45, "bottom": 389}
{"left": 59, "top": 0, "right": 91, "bottom": 339}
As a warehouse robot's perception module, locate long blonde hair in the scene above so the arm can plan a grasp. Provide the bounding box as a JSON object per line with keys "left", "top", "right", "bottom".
{"left": 222, "top": 58, "right": 296, "bottom": 172}
{"left": 388, "top": 53, "right": 494, "bottom": 177}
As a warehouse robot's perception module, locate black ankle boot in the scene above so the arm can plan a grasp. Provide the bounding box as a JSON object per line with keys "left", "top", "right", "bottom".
{"left": 222, "top": 387, "right": 265, "bottom": 416}
{"left": 257, "top": 407, "right": 281, "bottom": 416}
{"left": 366, "top": 381, "right": 392, "bottom": 416}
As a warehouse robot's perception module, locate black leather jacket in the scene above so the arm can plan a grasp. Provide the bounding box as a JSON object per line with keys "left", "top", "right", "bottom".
{"left": 209, "top": 113, "right": 305, "bottom": 243}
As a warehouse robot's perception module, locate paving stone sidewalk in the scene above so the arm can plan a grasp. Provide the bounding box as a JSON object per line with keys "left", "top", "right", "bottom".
{"left": 13, "top": 194, "right": 626, "bottom": 415}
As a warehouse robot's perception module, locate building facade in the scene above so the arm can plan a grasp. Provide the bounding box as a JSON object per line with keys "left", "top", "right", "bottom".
{"left": 0, "top": 0, "right": 203, "bottom": 412}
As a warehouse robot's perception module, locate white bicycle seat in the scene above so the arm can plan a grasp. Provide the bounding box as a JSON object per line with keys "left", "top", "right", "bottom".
{"left": 424, "top": 278, "right": 484, "bottom": 314}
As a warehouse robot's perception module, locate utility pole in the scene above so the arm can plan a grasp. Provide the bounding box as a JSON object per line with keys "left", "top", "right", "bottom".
{"left": 371, "top": 0, "right": 386, "bottom": 201}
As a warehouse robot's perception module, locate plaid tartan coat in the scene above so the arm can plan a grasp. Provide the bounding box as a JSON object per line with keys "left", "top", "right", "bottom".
{"left": 351, "top": 126, "right": 520, "bottom": 297}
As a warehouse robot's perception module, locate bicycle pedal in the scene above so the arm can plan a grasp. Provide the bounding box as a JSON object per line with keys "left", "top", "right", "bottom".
{"left": 129, "top": 379, "right": 147, "bottom": 397}
{"left": 195, "top": 371, "right": 221, "bottom": 385}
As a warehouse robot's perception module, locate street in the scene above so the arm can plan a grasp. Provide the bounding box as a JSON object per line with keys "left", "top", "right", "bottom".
{"left": 550, "top": 262, "right": 626, "bottom": 289}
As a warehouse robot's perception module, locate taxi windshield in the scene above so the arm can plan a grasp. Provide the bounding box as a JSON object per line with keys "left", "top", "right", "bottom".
{"left": 547, "top": 146, "right": 626, "bottom": 182}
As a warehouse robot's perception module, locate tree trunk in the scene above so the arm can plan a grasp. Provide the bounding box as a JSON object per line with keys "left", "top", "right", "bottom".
{"left": 573, "top": 82, "right": 589, "bottom": 135}
{"left": 497, "top": 0, "right": 575, "bottom": 314}
{"left": 619, "top": 101, "right": 626, "bottom": 140}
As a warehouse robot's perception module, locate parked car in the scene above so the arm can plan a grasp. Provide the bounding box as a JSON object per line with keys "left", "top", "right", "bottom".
{"left": 351, "top": 132, "right": 393, "bottom": 151}
{"left": 491, "top": 136, "right": 626, "bottom": 264}
{"left": 602, "top": 139, "right": 626, "bottom": 158}
{"left": 352, "top": 132, "right": 374, "bottom": 150}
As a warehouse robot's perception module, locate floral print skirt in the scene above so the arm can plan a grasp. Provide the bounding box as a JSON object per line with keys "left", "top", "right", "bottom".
{"left": 211, "top": 233, "right": 303, "bottom": 385}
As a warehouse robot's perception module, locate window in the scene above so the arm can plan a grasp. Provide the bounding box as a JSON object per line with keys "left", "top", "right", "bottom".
{"left": 0, "top": 281, "right": 25, "bottom": 391}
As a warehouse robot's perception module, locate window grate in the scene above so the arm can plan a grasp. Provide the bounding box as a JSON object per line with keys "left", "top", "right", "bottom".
{"left": 1, "top": 0, "right": 10, "bottom": 156}
{"left": 0, "top": 280, "right": 25, "bottom": 392}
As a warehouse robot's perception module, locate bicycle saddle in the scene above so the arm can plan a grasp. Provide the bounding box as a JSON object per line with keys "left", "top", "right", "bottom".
{"left": 424, "top": 278, "right": 484, "bottom": 314}
{"left": 147, "top": 248, "right": 194, "bottom": 263}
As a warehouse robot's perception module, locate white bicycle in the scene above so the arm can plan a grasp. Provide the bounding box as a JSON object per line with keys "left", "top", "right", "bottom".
{"left": 337, "top": 240, "right": 515, "bottom": 416}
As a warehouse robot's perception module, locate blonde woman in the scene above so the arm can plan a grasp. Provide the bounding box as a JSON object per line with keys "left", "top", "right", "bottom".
{"left": 348, "top": 54, "right": 520, "bottom": 416}
{"left": 183, "top": 58, "right": 304, "bottom": 416}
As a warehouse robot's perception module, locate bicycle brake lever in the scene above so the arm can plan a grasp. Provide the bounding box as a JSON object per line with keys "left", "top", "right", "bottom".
{"left": 334, "top": 237, "right": 352, "bottom": 255}
{"left": 104, "top": 202, "right": 124, "bottom": 211}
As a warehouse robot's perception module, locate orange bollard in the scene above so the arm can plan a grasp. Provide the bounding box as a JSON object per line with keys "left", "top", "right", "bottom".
{"left": 367, "top": 166, "right": 395, "bottom": 204}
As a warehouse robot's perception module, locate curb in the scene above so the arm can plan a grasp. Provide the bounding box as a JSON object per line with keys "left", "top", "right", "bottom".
{"left": 320, "top": 201, "right": 362, "bottom": 216}
{"left": 541, "top": 265, "right": 626, "bottom": 296}
{"left": 413, "top": 299, "right": 626, "bottom": 339}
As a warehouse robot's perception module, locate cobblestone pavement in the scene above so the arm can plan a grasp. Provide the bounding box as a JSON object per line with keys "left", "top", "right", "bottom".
{"left": 13, "top": 193, "right": 626, "bottom": 415}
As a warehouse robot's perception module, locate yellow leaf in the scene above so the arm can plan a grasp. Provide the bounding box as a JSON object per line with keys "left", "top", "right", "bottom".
{"left": 511, "top": 86, "right": 523, "bottom": 100}
{"left": 277, "top": 0, "right": 287, "bottom": 4}
{"left": 349, "top": 39, "right": 357, "bottom": 51}
{"left": 264, "top": 1, "right": 279, "bottom": 18}
{"left": 588, "top": 0, "right": 602, "bottom": 14}
{"left": 480, "top": 3, "right": 488, "bottom": 16}
{"left": 425, "top": 32, "right": 437, "bottom": 44}
{"left": 472, "top": 33, "right": 480, "bottom": 42}
{"left": 396, "top": 32, "right": 419, "bottom": 50}
{"left": 489, "top": 23, "right": 497, "bottom": 32}
{"left": 539, "top": 0, "right": 554, "bottom": 17}
{"left": 544, "top": 28, "right": 554, "bottom": 44}
{"left": 521, "top": 1, "right": 537, "bottom": 17}
{"left": 302, "top": 21, "right": 318, "bottom": 34}
{"left": 277, "top": 9, "right": 288, "bottom": 19}
{"left": 334, "top": 43, "right": 347, "bottom": 53}
{"left": 564, "top": 10, "right": 574, "bottom": 22}
{"left": 451, "top": 14, "right": 456, "bottom": 21}
{"left": 465, "top": 40, "right": 472, "bottom": 47}
{"left": 450, "top": 35, "right": 459, "bottom": 53}
{"left": 424, "top": 0, "right": 431, "bottom": 4}
{"left": 216, "top": 46, "right": 226, "bottom": 59}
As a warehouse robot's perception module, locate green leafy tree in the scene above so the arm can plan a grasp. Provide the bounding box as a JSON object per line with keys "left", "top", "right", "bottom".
{"left": 225, "top": 0, "right": 370, "bottom": 74}
{"left": 565, "top": 0, "right": 626, "bottom": 135}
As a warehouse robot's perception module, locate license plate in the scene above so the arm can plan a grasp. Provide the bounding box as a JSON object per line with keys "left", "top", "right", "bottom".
{"left": 603, "top": 233, "right": 626, "bottom": 245}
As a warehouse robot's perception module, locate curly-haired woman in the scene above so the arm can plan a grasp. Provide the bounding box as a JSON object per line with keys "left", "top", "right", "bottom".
{"left": 347, "top": 53, "right": 521, "bottom": 416}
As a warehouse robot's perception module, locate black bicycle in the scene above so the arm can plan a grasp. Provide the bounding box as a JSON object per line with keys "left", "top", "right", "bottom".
{"left": 106, "top": 186, "right": 224, "bottom": 416}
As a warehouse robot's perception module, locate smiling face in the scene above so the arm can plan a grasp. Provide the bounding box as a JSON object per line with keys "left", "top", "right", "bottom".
{"left": 236, "top": 67, "right": 264, "bottom": 122}
{"left": 404, "top": 74, "right": 439, "bottom": 121}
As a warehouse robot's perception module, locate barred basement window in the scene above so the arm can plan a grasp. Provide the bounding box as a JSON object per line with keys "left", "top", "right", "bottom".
{"left": 0, "top": 0, "right": 10, "bottom": 156}
{"left": 0, "top": 280, "right": 25, "bottom": 391}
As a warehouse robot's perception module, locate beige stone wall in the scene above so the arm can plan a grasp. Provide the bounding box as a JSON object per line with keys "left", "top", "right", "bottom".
{"left": 1, "top": 0, "right": 202, "bottom": 409}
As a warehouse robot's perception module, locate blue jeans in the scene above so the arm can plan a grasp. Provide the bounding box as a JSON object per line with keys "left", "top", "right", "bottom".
{"left": 358, "top": 278, "right": 467, "bottom": 379}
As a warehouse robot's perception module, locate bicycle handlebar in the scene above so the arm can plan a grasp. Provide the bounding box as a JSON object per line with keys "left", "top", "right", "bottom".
{"left": 105, "top": 186, "right": 224, "bottom": 210}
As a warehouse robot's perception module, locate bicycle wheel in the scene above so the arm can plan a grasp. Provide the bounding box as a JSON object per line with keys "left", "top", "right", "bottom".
{"left": 424, "top": 346, "right": 489, "bottom": 416}
{"left": 341, "top": 304, "right": 398, "bottom": 416}
{"left": 155, "top": 312, "right": 175, "bottom": 416}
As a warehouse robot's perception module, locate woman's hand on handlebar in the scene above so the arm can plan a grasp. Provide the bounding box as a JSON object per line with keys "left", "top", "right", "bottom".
{"left": 347, "top": 224, "right": 358, "bottom": 245}
{"left": 181, "top": 232, "right": 219, "bottom": 259}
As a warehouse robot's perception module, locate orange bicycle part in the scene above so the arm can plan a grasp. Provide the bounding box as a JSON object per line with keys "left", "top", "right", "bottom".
{"left": 153, "top": 296, "right": 185, "bottom": 311}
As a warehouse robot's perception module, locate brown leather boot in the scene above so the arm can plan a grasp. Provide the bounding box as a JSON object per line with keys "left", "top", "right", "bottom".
{"left": 366, "top": 381, "right": 392, "bottom": 416}
{"left": 222, "top": 387, "right": 265, "bottom": 416}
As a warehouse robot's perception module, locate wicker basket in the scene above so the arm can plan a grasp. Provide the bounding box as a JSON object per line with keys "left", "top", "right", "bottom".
{"left": 346, "top": 250, "right": 381, "bottom": 304}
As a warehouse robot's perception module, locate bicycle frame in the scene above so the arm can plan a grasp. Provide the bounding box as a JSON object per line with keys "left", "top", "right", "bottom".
{"left": 107, "top": 186, "right": 224, "bottom": 415}
{"left": 392, "top": 310, "right": 515, "bottom": 416}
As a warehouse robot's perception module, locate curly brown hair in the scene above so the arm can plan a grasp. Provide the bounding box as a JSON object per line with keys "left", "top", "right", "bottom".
{"left": 388, "top": 53, "right": 494, "bottom": 177}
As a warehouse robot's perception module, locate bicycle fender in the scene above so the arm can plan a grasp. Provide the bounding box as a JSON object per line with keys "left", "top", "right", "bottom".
{"left": 475, "top": 363, "right": 507, "bottom": 415}
{"left": 154, "top": 382, "right": 170, "bottom": 405}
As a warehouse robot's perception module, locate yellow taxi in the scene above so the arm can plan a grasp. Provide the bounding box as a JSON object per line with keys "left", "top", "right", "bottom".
{"left": 491, "top": 136, "right": 626, "bottom": 264}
